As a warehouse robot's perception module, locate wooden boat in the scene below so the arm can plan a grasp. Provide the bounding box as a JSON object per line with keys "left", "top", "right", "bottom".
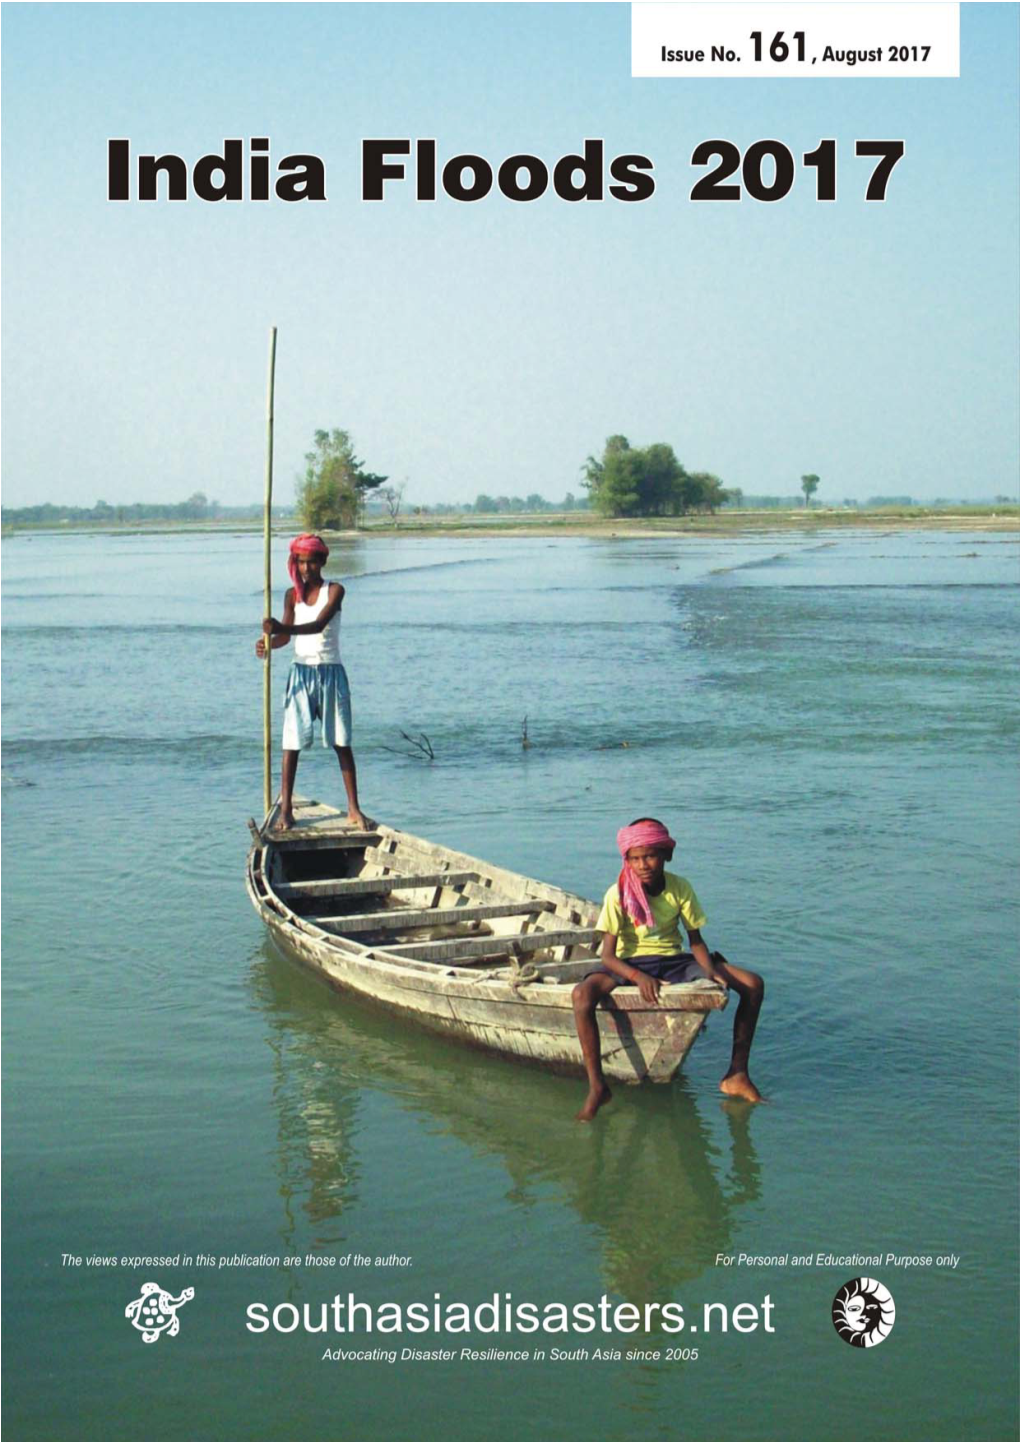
{"left": 245, "top": 799, "right": 728, "bottom": 1085}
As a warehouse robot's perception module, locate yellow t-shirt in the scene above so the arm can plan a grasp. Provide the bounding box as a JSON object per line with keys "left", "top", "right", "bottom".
{"left": 596, "top": 871, "right": 707, "bottom": 960}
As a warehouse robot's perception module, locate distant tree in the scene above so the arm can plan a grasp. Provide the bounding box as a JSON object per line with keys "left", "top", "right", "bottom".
{"left": 181, "top": 491, "right": 211, "bottom": 519}
{"left": 583, "top": 435, "right": 641, "bottom": 516}
{"left": 583, "top": 436, "right": 733, "bottom": 517}
{"left": 297, "top": 429, "right": 387, "bottom": 530}
{"left": 642, "top": 443, "right": 685, "bottom": 514}
{"left": 800, "top": 473, "right": 821, "bottom": 508}
{"left": 602, "top": 449, "right": 644, "bottom": 516}
{"left": 474, "top": 494, "right": 497, "bottom": 513}
{"left": 378, "top": 482, "right": 406, "bottom": 524}
{"left": 684, "top": 471, "right": 727, "bottom": 514}
{"left": 582, "top": 435, "right": 632, "bottom": 515}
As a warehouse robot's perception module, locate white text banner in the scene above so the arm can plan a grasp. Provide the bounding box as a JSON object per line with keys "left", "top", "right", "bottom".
{"left": 632, "top": 3, "right": 960, "bottom": 78}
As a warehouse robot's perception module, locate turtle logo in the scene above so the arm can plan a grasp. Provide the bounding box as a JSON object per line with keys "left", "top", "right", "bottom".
{"left": 831, "top": 1277, "right": 895, "bottom": 1348}
{"left": 125, "top": 1282, "right": 194, "bottom": 1343}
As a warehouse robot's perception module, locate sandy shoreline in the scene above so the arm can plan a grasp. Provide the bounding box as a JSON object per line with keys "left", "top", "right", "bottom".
{"left": 3, "top": 510, "right": 1017, "bottom": 541}
{"left": 370, "top": 514, "right": 1020, "bottom": 539}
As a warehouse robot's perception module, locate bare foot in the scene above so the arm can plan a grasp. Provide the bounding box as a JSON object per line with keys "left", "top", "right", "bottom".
{"left": 346, "top": 809, "right": 371, "bottom": 831}
{"left": 575, "top": 1083, "right": 613, "bottom": 1122}
{"left": 276, "top": 809, "right": 295, "bottom": 832}
{"left": 720, "top": 1071, "right": 766, "bottom": 1103}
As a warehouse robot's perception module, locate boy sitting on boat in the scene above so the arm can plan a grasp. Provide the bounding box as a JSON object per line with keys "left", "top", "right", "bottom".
{"left": 255, "top": 533, "right": 368, "bottom": 832}
{"left": 572, "top": 818, "right": 765, "bottom": 1121}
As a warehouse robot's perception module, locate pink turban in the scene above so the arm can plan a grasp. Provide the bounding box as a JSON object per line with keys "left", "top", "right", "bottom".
{"left": 288, "top": 534, "right": 329, "bottom": 603}
{"left": 615, "top": 820, "right": 677, "bottom": 929}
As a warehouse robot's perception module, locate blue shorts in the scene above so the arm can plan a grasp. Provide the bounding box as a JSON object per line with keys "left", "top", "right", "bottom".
{"left": 282, "top": 663, "right": 353, "bottom": 750}
{"left": 586, "top": 953, "right": 706, "bottom": 985}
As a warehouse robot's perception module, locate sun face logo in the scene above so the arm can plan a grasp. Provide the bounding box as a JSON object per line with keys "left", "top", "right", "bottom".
{"left": 124, "top": 1282, "right": 195, "bottom": 1343}
{"left": 831, "top": 1276, "right": 896, "bottom": 1348}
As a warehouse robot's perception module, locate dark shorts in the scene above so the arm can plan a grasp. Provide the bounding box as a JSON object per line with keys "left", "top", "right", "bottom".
{"left": 585, "top": 953, "right": 706, "bottom": 985}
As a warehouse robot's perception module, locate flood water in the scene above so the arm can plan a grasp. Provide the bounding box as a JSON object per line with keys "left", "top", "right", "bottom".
{"left": 2, "top": 526, "right": 1018, "bottom": 1440}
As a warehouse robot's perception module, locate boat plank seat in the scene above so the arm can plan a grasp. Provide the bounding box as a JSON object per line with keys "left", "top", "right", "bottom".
{"left": 269, "top": 830, "right": 381, "bottom": 851}
{"left": 277, "top": 870, "right": 479, "bottom": 900}
{"left": 315, "top": 901, "right": 553, "bottom": 933}
{"left": 379, "top": 927, "right": 598, "bottom": 961}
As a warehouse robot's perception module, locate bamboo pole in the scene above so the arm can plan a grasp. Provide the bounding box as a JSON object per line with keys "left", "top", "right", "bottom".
{"left": 263, "top": 326, "right": 278, "bottom": 817}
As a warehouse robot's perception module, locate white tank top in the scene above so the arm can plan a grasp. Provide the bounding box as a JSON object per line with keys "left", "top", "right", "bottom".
{"left": 293, "top": 584, "right": 341, "bottom": 665}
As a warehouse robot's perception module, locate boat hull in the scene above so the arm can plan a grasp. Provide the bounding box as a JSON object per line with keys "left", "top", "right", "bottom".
{"left": 246, "top": 807, "right": 727, "bottom": 1085}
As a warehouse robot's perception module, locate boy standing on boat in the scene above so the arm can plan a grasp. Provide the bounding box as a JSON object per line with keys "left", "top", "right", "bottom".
{"left": 255, "top": 534, "right": 368, "bottom": 832}
{"left": 572, "top": 818, "right": 765, "bottom": 1121}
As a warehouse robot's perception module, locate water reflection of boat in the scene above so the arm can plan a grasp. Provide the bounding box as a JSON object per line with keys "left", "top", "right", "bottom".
{"left": 246, "top": 801, "right": 727, "bottom": 1085}
{"left": 251, "top": 943, "right": 761, "bottom": 1303}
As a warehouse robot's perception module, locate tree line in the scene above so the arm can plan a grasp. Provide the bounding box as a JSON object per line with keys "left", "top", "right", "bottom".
{"left": 4, "top": 424, "right": 831, "bottom": 532}
{"left": 467, "top": 492, "right": 590, "bottom": 515}
{"left": 0, "top": 492, "right": 249, "bottom": 525}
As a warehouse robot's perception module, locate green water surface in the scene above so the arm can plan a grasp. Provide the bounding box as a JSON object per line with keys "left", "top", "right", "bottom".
{"left": 2, "top": 529, "right": 1018, "bottom": 1440}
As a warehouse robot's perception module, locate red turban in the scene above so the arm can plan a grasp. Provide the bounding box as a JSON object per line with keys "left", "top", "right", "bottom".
{"left": 288, "top": 534, "right": 329, "bottom": 603}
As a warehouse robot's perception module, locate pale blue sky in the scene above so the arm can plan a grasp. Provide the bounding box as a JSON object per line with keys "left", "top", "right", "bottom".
{"left": 2, "top": 2, "right": 1017, "bottom": 507}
